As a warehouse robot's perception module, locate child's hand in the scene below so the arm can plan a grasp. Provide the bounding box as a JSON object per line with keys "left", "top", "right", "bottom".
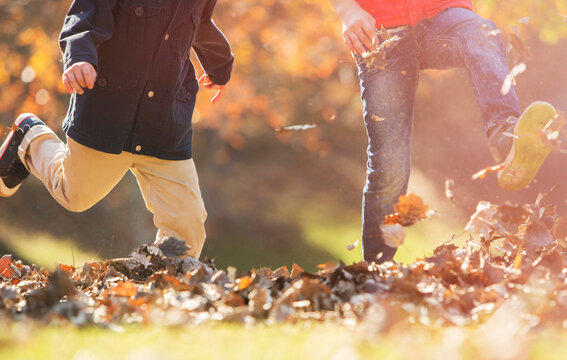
{"left": 340, "top": 6, "right": 376, "bottom": 55}
{"left": 62, "top": 62, "right": 97, "bottom": 95}
{"left": 198, "top": 74, "right": 225, "bottom": 104}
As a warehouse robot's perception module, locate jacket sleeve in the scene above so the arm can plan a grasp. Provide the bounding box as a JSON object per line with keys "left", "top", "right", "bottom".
{"left": 192, "top": 0, "right": 234, "bottom": 86}
{"left": 58, "top": 0, "right": 115, "bottom": 71}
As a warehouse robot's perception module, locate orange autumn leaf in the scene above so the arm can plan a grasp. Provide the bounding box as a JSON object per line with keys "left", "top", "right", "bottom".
{"left": 316, "top": 261, "right": 338, "bottom": 272}
{"left": 109, "top": 281, "right": 138, "bottom": 297}
{"left": 386, "top": 193, "right": 429, "bottom": 226}
{"left": 58, "top": 264, "right": 75, "bottom": 273}
{"left": 237, "top": 275, "right": 252, "bottom": 291}
{"left": 0, "top": 254, "right": 11, "bottom": 278}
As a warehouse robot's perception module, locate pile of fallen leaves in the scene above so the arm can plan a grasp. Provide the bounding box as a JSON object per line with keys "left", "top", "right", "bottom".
{"left": 2, "top": 190, "right": 567, "bottom": 331}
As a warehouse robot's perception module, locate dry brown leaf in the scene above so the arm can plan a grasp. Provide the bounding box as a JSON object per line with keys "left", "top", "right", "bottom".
{"left": 291, "top": 263, "right": 304, "bottom": 279}
{"left": 465, "top": 201, "right": 499, "bottom": 239}
{"left": 273, "top": 266, "right": 290, "bottom": 278}
{"left": 519, "top": 220, "right": 554, "bottom": 248}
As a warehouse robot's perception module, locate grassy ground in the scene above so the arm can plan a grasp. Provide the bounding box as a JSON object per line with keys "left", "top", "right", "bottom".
{"left": 0, "top": 222, "right": 101, "bottom": 267}
{"left": 2, "top": 321, "right": 567, "bottom": 360}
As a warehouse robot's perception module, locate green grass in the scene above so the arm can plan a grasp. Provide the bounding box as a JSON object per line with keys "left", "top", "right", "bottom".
{"left": 2, "top": 321, "right": 567, "bottom": 359}
{"left": 0, "top": 222, "right": 101, "bottom": 268}
{"left": 298, "top": 205, "right": 466, "bottom": 266}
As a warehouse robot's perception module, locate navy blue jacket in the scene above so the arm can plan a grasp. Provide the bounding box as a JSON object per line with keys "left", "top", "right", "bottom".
{"left": 59, "top": 0, "right": 234, "bottom": 160}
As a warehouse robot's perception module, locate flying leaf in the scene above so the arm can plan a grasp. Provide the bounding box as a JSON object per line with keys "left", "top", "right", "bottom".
{"left": 445, "top": 179, "right": 456, "bottom": 205}
{"left": 275, "top": 124, "right": 316, "bottom": 133}
{"left": 391, "top": 193, "right": 429, "bottom": 226}
{"left": 472, "top": 164, "right": 505, "bottom": 180}
{"left": 539, "top": 112, "right": 566, "bottom": 152}
{"left": 359, "top": 30, "right": 400, "bottom": 70}
{"left": 346, "top": 240, "right": 360, "bottom": 251}
{"left": 380, "top": 223, "right": 406, "bottom": 248}
{"left": 501, "top": 63, "right": 526, "bottom": 95}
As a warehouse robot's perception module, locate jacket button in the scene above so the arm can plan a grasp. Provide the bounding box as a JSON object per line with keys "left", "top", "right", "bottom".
{"left": 135, "top": 145, "right": 142, "bottom": 152}
{"left": 147, "top": 91, "right": 155, "bottom": 98}
{"left": 164, "top": 34, "right": 170, "bottom": 40}
{"left": 135, "top": 6, "right": 144, "bottom": 16}
{"left": 97, "top": 78, "right": 107, "bottom": 87}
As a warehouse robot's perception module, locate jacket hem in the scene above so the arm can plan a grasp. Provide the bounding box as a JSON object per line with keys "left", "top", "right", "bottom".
{"left": 66, "top": 128, "right": 193, "bottom": 161}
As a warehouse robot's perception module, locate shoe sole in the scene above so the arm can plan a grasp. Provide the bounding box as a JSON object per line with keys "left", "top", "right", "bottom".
{"left": 497, "top": 101, "right": 557, "bottom": 191}
{"left": 0, "top": 114, "right": 33, "bottom": 197}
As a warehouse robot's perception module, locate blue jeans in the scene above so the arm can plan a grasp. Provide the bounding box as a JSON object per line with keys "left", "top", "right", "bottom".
{"left": 357, "top": 8, "right": 520, "bottom": 262}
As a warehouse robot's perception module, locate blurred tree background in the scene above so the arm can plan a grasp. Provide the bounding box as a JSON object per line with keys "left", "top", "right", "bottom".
{"left": 0, "top": 0, "right": 566, "bottom": 271}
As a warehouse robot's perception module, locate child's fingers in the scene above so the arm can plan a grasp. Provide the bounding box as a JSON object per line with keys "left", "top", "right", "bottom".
{"left": 66, "top": 71, "right": 84, "bottom": 95}
{"left": 211, "top": 86, "right": 225, "bottom": 104}
{"left": 74, "top": 68, "right": 88, "bottom": 89}
{"left": 62, "top": 75, "right": 74, "bottom": 94}
{"left": 81, "top": 65, "right": 95, "bottom": 89}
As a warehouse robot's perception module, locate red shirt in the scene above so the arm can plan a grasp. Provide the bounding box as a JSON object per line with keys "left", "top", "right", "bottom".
{"left": 355, "top": 0, "right": 474, "bottom": 28}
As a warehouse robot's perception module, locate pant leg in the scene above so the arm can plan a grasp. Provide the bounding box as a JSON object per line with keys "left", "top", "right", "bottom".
{"left": 419, "top": 8, "right": 521, "bottom": 133}
{"left": 357, "top": 29, "right": 421, "bottom": 263}
{"left": 20, "top": 127, "right": 133, "bottom": 212}
{"left": 131, "top": 156, "right": 207, "bottom": 258}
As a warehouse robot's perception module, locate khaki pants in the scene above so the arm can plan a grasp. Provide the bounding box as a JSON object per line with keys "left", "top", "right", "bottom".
{"left": 18, "top": 126, "right": 207, "bottom": 258}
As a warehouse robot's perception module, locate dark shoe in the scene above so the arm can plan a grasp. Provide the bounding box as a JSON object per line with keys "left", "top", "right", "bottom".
{"left": 497, "top": 102, "right": 557, "bottom": 191}
{"left": 487, "top": 116, "right": 517, "bottom": 163}
{"left": 0, "top": 113, "right": 45, "bottom": 197}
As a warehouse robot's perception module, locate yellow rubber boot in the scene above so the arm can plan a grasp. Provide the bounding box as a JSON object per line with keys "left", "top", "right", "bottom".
{"left": 498, "top": 101, "right": 557, "bottom": 191}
